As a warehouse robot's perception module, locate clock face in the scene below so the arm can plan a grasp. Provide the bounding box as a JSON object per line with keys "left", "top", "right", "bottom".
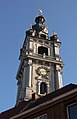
{"left": 37, "top": 67, "right": 47, "bottom": 77}
{"left": 39, "top": 68, "right": 47, "bottom": 75}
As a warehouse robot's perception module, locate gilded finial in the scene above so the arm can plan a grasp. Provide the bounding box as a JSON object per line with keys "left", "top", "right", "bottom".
{"left": 39, "top": 9, "right": 43, "bottom": 16}
{"left": 53, "top": 31, "right": 57, "bottom": 36}
{"left": 30, "top": 24, "right": 32, "bottom": 29}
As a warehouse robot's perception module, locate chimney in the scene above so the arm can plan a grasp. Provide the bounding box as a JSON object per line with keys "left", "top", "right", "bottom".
{"left": 32, "top": 93, "right": 35, "bottom": 100}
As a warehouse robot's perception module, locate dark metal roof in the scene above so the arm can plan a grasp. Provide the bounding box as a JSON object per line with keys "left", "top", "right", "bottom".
{"left": 0, "top": 101, "right": 29, "bottom": 119}
{"left": 0, "top": 84, "right": 77, "bottom": 119}
{"left": 23, "top": 83, "right": 77, "bottom": 110}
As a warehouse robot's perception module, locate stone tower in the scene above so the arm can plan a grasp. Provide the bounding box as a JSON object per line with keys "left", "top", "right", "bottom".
{"left": 16, "top": 11, "right": 63, "bottom": 104}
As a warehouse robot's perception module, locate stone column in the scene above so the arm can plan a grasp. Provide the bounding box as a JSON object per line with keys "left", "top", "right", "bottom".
{"left": 20, "top": 62, "right": 26, "bottom": 100}
{"left": 58, "top": 69, "right": 63, "bottom": 88}
{"left": 47, "top": 83, "right": 50, "bottom": 94}
{"left": 38, "top": 81, "right": 41, "bottom": 94}
{"left": 55, "top": 69, "right": 59, "bottom": 90}
{"left": 55, "top": 65, "right": 63, "bottom": 90}
{"left": 29, "top": 40, "right": 33, "bottom": 55}
{"left": 27, "top": 60, "right": 32, "bottom": 87}
{"left": 34, "top": 43, "right": 37, "bottom": 54}
{"left": 16, "top": 79, "right": 21, "bottom": 103}
{"left": 50, "top": 64, "right": 55, "bottom": 92}
{"left": 28, "top": 63, "right": 32, "bottom": 87}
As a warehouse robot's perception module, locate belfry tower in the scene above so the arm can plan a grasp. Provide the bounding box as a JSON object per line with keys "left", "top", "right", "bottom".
{"left": 16, "top": 11, "right": 63, "bottom": 104}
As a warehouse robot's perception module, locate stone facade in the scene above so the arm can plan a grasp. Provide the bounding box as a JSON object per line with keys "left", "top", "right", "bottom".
{"left": 16, "top": 11, "right": 63, "bottom": 104}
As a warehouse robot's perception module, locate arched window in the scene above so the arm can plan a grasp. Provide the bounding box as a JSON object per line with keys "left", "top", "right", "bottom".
{"left": 40, "top": 34, "right": 46, "bottom": 39}
{"left": 40, "top": 82, "right": 47, "bottom": 94}
{"left": 38, "top": 46, "right": 48, "bottom": 56}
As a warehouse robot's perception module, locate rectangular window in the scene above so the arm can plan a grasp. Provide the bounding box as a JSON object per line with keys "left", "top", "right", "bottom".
{"left": 34, "top": 114, "right": 47, "bottom": 119}
{"left": 67, "top": 103, "right": 77, "bottom": 119}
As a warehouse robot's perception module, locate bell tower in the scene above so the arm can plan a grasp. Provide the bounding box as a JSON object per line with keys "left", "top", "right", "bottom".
{"left": 16, "top": 11, "right": 63, "bottom": 104}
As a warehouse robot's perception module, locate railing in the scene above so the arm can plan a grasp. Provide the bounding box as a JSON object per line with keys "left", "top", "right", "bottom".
{"left": 26, "top": 52, "right": 63, "bottom": 63}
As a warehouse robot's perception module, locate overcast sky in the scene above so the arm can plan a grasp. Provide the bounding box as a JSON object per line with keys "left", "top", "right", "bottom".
{"left": 0, "top": 0, "right": 77, "bottom": 112}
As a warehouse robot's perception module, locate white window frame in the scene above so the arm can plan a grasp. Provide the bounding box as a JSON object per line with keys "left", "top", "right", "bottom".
{"left": 37, "top": 81, "right": 47, "bottom": 96}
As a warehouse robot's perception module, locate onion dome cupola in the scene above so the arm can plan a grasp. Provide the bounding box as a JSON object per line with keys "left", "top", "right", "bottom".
{"left": 26, "top": 10, "right": 48, "bottom": 39}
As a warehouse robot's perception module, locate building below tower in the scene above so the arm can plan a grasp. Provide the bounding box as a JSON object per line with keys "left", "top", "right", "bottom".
{"left": 0, "top": 84, "right": 77, "bottom": 119}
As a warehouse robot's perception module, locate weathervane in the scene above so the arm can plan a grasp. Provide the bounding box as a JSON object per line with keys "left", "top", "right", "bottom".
{"left": 39, "top": 9, "right": 43, "bottom": 16}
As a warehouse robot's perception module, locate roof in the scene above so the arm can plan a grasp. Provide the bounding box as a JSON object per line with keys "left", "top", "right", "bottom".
{"left": 0, "top": 101, "right": 30, "bottom": 119}
{"left": 23, "top": 83, "right": 77, "bottom": 111}
{"left": 0, "top": 83, "right": 77, "bottom": 119}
